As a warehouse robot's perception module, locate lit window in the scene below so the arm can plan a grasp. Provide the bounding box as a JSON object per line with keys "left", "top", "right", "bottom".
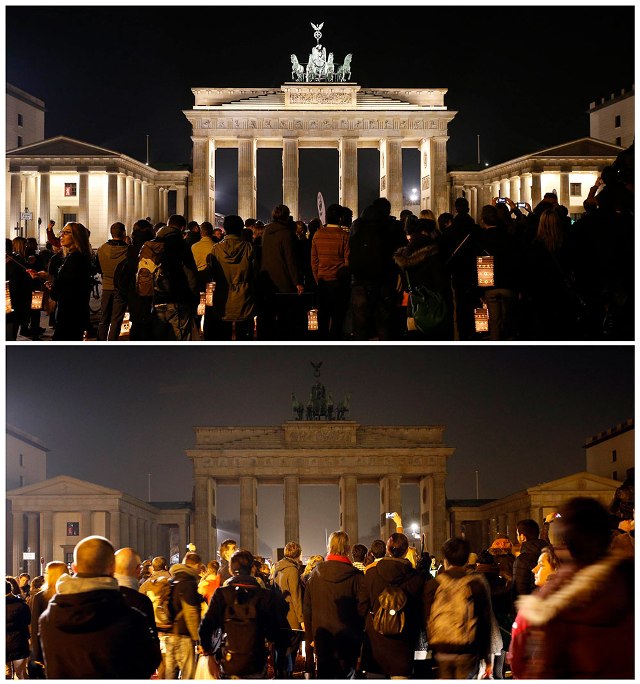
{"left": 570, "top": 183, "right": 581, "bottom": 196}
{"left": 17, "top": 113, "right": 23, "bottom": 127}
{"left": 64, "top": 183, "right": 77, "bottom": 197}
{"left": 66, "top": 522, "right": 80, "bottom": 536}
{"left": 615, "top": 115, "right": 621, "bottom": 128}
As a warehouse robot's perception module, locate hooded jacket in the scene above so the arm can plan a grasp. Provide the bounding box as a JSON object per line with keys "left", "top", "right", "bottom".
{"left": 358, "top": 557, "right": 425, "bottom": 677}
{"left": 6, "top": 592, "right": 31, "bottom": 661}
{"left": 206, "top": 234, "right": 257, "bottom": 320}
{"left": 38, "top": 574, "right": 161, "bottom": 679}
{"left": 259, "top": 220, "right": 301, "bottom": 294}
{"left": 271, "top": 556, "right": 304, "bottom": 629}
{"left": 513, "top": 537, "right": 548, "bottom": 598}
{"left": 168, "top": 563, "right": 203, "bottom": 641}
{"left": 515, "top": 551, "right": 634, "bottom": 678}
{"left": 97, "top": 239, "right": 128, "bottom": 290}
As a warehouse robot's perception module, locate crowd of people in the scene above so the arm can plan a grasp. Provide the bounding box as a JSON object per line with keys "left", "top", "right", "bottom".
{"left": 5, "top": 149, "right": 633, "bottom": 342}
{"left": 5, "top": 494, "right": 634, "bottom": 679}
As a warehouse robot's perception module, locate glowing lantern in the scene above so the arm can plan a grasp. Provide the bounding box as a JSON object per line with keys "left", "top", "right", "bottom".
{"left": 474, "top": 305, "right": 489, "bottom": 333}
{"left": 205, "top": 281, "right": 216, "bottom": 307}
{"left": 477, "top": 256, "right": 495, "bottom": 287}
{"left": 119, "top": 312, "right": 131, "bottom": 336}
{"left": 307, "top": 308, "right": 319, "bottom": 331}
{"left": 197, "top": 292, "right": 207, "bottom": 316}
{"left": 6, "top": 282, "right": 13, "bottom": 314}
{"left": 31, "top": 291, "right": 44, "bottom": 310}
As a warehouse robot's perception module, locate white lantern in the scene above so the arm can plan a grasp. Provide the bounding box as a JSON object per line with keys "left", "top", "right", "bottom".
{"left": 6, "top": 282, "right": 13, "bottom": 314}
{"left": 205, "top": 281, "right": 216, "bottom": 307}
{"left": 307, "top": 308, "right": 319, "bottom": 331}
{"left": 477, "top": 256, "right": 495, "bottom": 287}
{"left": 197, "top": 292, "right": 207, "bottom": 316}
{"left": 474, "top": 305, "right": 489, "bottom": 333}
{"left": 31, "top": 291, "right": 44, "bottom": 310}
{"left": 119, "top": 312, "right": 131, "bottom": 336}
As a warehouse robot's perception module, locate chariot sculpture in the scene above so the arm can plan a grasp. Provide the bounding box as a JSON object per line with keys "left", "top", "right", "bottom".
{"left": 290, "top": 22, "right": 353, "bottom": 83}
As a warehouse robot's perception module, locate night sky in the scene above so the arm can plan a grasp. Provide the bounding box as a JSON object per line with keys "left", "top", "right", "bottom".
{"left": 5, "top": 346, "right": 633, "bottom": 556}
{"left": 6, "top": 4, "right": 635, "bottom": 221}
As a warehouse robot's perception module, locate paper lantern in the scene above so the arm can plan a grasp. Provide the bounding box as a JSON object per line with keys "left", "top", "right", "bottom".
{"left": 477, "top": 256, "right": 495, "bottom": 287}
{"left": 6, "top": 282, "right": 13, "bottom": 314}
{"left": 197, "top": 292, "right": 207, "bottom": 316}
{"left": 31, "top": 291, "right": 44, "bottom": 310}
{"left": 474, "top": 306, "right": 489, "bottom": 333}
{"left": 307, "top": 308, "right": 319, "bottom": 331}
{"left": 119, "top": 312, "right": 131, "bottom": 336}
{"left": 205, "top": 281, "right": 216, "bottom": 307}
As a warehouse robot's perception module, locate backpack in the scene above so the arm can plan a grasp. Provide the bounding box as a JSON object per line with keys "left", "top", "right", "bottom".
{"left": 371, "top": 583, "right": 408, "bottom": 636}
{"left": 406, "top": 270, "right": 447, "bottom": 332}
{"left": 349, "top": 223, "right": 386, "bottom": 280}
{"left": 136, "top": 240, "right": 167, "bottom": 298}
{"left": 220, "top": 585, "right": 265, "bottom": 677}
{"left": 144, "top": 576, "right": 177, "bottom": 631}
{"left": 427, "top": 573, "right": 477, "bottom": 649}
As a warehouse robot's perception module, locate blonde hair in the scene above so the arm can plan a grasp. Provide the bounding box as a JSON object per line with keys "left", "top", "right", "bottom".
{"left": 43, "top": 561, "right": 68, "bottom": 601}
{"left": 302, "top": 555, "right": 324, "bottom": 577}
{"left": 63, "top": 222, "right": 92, "bottom": 257}
{"left": 328, "top": 530, "right": 350, "bottom": 556}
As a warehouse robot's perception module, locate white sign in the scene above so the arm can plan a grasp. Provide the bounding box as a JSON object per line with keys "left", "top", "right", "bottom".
{"left": 21, "top": 212, "right": 33, "bottom": 220}
{"left": 23, "top": 552, "right": 36, "bottom": 560}
{"left": 317, "top": 192, "right": 326, "bottom": 225}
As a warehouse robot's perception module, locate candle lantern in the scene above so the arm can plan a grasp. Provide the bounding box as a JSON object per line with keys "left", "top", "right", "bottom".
{"left": 476, "top": 256, "right": 495, "bottom": 287}
{"left": 119, "top": 312, "right": 131, "bottom": 336}
{"left": 307, "top": 308, "right": 319, "bottom": 331}
{"left": 31, "top": 291, "right": 44, "bottom": 310}
{"left": 197, "top": 292, "right": 207, "bottom": 316}
{"left": 474, "top": 305, "right": 489, "bottom": 333}
{"left": 205, "top": 281, "right": 216, "bottom": 307}
{"left": 6, "top": 282, "right": 13, "bottom": 314}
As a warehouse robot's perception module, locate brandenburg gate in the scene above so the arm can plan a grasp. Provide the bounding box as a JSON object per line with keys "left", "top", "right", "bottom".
{"left": 183, "top": 23, "right": 456, "bottom": 221}
{"left": 187, "top": 368, "right": 453, "bottom": 560}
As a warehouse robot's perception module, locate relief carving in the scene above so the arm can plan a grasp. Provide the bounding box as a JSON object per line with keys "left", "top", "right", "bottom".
{"left": 217, "top": 120, "right": 227, "bottom": 129}
{"left": 310, "top": 120, "right": 318, "bottom": 129}
{"left": 428, "top": 120, "right": 438, "bottom": 129}
{"left": 380, "top": 175, "right": 386, "bottom": 191}
{"left": 280, "top": 119, "right": 289, "bottom": 129}
{"left": 286, "top": 427, "right": 352, "bottom": 443}
{"left": 289, "top": 92, "right": 352, "bottom": 104}
{"left": 295, "top": 119, "right": 304, "bottom": 129}
{"left": 202, "top": 120, "right": 212, "bottom": 128}
{"left": 322, "top": 120, "right": 332, "bottom": 129}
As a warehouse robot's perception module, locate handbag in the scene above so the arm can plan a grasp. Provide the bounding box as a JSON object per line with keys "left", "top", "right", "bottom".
{"left": 405, "top": 270, "right": 447, "bottom": 333}
{"left": 194, "top": 654, "right": 219, "bottom": 680}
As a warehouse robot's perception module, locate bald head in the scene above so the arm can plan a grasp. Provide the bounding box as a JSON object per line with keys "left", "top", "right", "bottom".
{"left": 114, "top": 547, "right": 142, "bottom": 577}
{"left": 73, "top": 536, "right": 115, "bottom": 576}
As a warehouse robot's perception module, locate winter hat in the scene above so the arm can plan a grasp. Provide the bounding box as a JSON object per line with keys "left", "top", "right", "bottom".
{"left": 489, "top": 534, "right": 513, "bottom": 551}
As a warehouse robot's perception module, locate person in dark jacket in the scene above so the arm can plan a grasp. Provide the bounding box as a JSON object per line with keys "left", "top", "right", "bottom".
{"left": 512, "top": 519, "right": 548, "bottom": 599}
{"left": 258, "top": 204, "right": 305, "bottom": 340}
{"left": 96, "top": 222, "right": 128, "bottom": 340}
{"left": 6, "top": 239, "right": 33, "bottom": 340}
{"left": 38, "top": 535, "right": 161, "bottom": 679}
{"left": 114, "top": 547, "right": 157, "bottom": 638}
{"left": 200, "top": 549, "right": 288, "bottom": 678}
{"left": 358, "top": 533, "right": 425, "bottom": 678}
{"left": 47, "top": 222, "right": 93, "bottom": 341}
{"left": 166, "top": 552, "right": 204, "bottom": 679}
{"left": 218, "top": 538, "right": 238, "bottom": 585}
{"left": 6, "top": 580, "right": 31, "bottom": 679}
{"left": 303, "top": 530, "right": 364, "bottom": 678}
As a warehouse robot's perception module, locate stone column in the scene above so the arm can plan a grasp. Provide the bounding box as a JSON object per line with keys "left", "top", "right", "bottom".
{"left": 141, "top": 181, "right": 149, "bottom": 220}
{"left": 419, "top": 475, "right": 433, "bottom": 554}
{"left": 137, "top": 519, "right": 145, "bottom": 555}
{"left": 419, "top": 138, "right": 431, "bottom": 211}
{"left": 207, "top": 140, "right": 216, "bottom": 222}
{"left": 134, "top": 178, "right": 142, "bottom": 221}
{"left": 120, "top": 512, "right": 129, "bottom": 547}
{"left": 430, "top": 136, "right": 449, "bottom": 218}
{"left": 192, "top": 138, "right": 208, "bottom": 223}
{"left": 40, "top": 511, "right": 53, "bottom": 565}
{"left": 530, "top": 507, "right": 542, "bottom": 527}
{"left": 497, "top": 514, "right": 507, "bottom": 534}
{"left": 283, "top": 475, "right": 300, "bottom": 544}
{"left": 150, "top": 522, "right": 158, "bottom": 556}
{"left": 507, "top": 512, "right": 518, "bottom": 542}
{"left": 129, "top": 513, "right": 137, "bottom": 550}
{"left": 339, "top": 475, "right": 359, "bottom": 544}
{"left": 282, "top": 137, "right": 299, "bottom": 220}
{"left": 26, "top": 513, "right": 39, "bottom": 575}
{"left": 339, "top": 137, "right": 358, "bottom": 216}
{"left": 379, "top": 475, "right": 402, "bottom": 540}
{"left": 470, "top": 187, "right": 478, "bottom": 222}
{"left": 125, "top": 176, "right": 134, "bottom": 229}
{"left": 176, "top": 186, "right": 187, "bottom": 219}
{"left": 10, "top": 172, "right": 22, "bottom": 235}
{"left": 489, "top": 516, "right": 498, "bottom": 540}
{"left": 238, "top": 138, "right": 257, "bottom": 220}
{"left": 177, "top": 518, "right": 187, "bottom": 554}
{"left": 380, "top": 139, "right": 403, "bottom": 218}
{"left": 13, "top": 511, "right": 24, "bottom": 575}
{"left": 117, "top": 173, "right": 126, "bottom": 222}
{"left": 107, "top": 172, "right": 118, "bottom": 228}
{"left": 239, "top": 476, "right": 258, "bottom": 553}
{"left": 520, "top": 173, "right": 532, "bottom": 205}
{"left": 144, "top": 520, "right": 151, "bottom": 559}
{"left": 81, "top": 511, "right": 92, "bottom": 538}
{"left": 560, "top": 170, "right": 570, "bottom": 209}
{"left": 38, "top": 170, "right": 51, "bottom": 239}
{"left": 481, "top": 518, "right": 490, "bottom": 549}
{"left": 109, "top": 510, "right": 120, "bottom": 549}
{"left": 499, "top": 178, "right": 509, "bottom": 199}
{"left": 431, "top": 473, "right": 448, "bottom": 554}
{"left": 531, "top": 172, "right": 542, "bottom": 207}
{"left": 509, "top": 176, "right": 519, "bottom": 202}
{"left": 194, "top": 474, "right": 212, "bottom": 561}
{"left": 78, "top": 171, "right": 89, "bottom": 227}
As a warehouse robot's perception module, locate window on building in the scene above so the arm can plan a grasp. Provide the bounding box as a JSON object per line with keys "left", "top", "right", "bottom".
{"left": 66, "top": 522, "right": 80, "bottom": 536}
{"left": 616, "top": 136, "right": 622, "bottom": 146}
{"left": 17, "top": 136, "right": 23, "bottom": 147}
{"left": 615, "top": 115, "right": 621, "bottom": 128}
{"left": 612, "top": 449, "right": 617, "bottom": 462}
{"left": 19, "top": 453, "right": 23, "bottom": 466}
{"left": 613, "top": 470, "right": 618, "bottom": 481}
{"left": 570, "top": 183, "right": 582, "bottom": 196}
{"left": 17, "top": 113, "right": 23, "bottom": 127}
{"left": 64, "top": 183, "right": 77, "bottom": 197}
{"left": 19, "top": 475, "right": 24, "bottom": 487}
{"left": 64, "top": 552, "right": 73, "bottom": 566}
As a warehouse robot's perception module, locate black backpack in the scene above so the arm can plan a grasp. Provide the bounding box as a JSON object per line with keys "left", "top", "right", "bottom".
{"left": 220, "top": 585, "right": 266, "bottom": 677}
{"left": 349, "top": 223, "right": 386, "bottom": 281}
{"left": 371, "top": 583, "right": 408, "bottom": 636}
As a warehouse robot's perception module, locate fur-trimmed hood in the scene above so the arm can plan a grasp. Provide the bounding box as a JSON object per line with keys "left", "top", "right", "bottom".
{"left": 516, "top": 550, "right": 633, "bottom": 628}
{"left": 393, "top": 242, "right": 439, "bottom": 270}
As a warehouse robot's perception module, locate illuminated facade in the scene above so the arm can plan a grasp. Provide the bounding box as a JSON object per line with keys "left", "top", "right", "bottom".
{"left": 6, "top": 83, "right": 45, "bottom": 151}
{"left": 589, "top": 87, "right": 634, "bottom": 148}
{"left": 584, "top": 418, "right": 634, "bottom": 483}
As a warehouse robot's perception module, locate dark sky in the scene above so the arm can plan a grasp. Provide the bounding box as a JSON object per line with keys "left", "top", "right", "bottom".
{"left": 5, "top": 346, "right": 633, "bottom": 555}
{"left": 6, "top": 5, "right": 634, "bottom": 221}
